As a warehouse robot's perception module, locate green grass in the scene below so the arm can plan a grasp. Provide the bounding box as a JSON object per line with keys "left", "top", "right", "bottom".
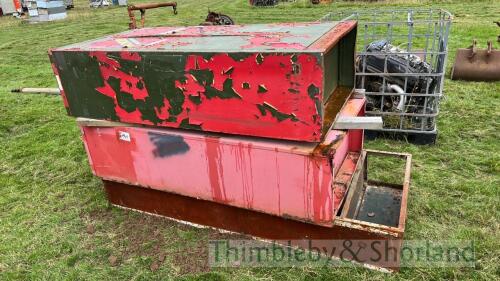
{"left": 0, "top": 0, "right": 499, "bottom": 280}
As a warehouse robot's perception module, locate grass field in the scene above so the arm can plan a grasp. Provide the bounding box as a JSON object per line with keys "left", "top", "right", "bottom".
{"left": 0, "top": 0, "right": 499, "bottom": 280}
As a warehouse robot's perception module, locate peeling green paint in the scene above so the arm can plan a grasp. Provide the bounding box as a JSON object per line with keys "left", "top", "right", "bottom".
{"left": 257, "top": 103, "right": 299, "bottom": 122}
{"left": 188, "top": 94, "right": 202, "bottom": 105}
{"left": 179, "top": 118, "right": 202, "bottom": 130}
{"left": 109, "top": 52, "right": 188, "bottom": 123}
{"left": 257, "top": 85, "right": 268, "bottom": 93}
{"left": 189, "top": 69, "right": 214, "bottom": 85}
{"left": 51, "top": 52, "right": 119, "bottom": 121}
{"left": 204, "top": 78, "right": 241, "bottom": 99}
{"left": 256, "top": 53, "right": 264, "bottom": 65}
{"left": 308, "top": 84, "right": 322, "bottom": 117}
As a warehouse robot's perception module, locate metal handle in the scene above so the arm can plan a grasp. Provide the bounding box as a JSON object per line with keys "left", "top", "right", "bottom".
{"left": 468, "top": 39, "right": 477, "bottom": 59}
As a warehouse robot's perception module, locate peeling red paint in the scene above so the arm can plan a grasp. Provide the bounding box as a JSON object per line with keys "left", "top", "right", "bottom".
{"left": 80, "top": 49, "right": 323, "bottom": 137}
{"left": 90, "top": 51, "right": 153, "bottom": 124}
{"left": 79, "top": 50, "right": 323, "bottom": 139}
{"left": 95, "top": 80, "right": 152, "bottom": 124}
{"left": 181, "top": 53, "right": 323, "bottom": 140}
{"left": 91, "top": 52, "right": 149, "bottom": 100}
{"left": 241, "top": 36, "right": 308, "bottom": 50}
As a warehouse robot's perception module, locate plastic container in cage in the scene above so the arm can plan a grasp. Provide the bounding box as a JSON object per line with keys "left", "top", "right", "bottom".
{"left": 321, "top": 9, "right": 452, "bottom": 144}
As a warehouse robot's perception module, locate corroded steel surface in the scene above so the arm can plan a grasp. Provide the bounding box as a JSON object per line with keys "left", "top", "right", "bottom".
{"left": 103, "top": 179, "right": 403, "bottom": 271}
{"left": 451, "top": 41, "right": 500, "bottom": 81}
{"left": 49, "top": 21, "right": 357, "bottom": 142}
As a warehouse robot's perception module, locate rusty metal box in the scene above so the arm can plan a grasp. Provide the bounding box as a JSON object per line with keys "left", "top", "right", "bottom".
{"left": 50, "top": 21, "right": 357, "bottom": 142}
{"left": 103, "top": 148, "right": 411, "bottom": 271}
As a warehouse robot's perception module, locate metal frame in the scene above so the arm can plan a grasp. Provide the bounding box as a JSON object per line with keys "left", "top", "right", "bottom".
{"left": 338, "top": 149, "right": 411, "bottom": 236}
{"left": 127, "top": 2, "right": 177, "bottom": 29}
{"left": 321, "top": 9, "right": 452, "bottom": 134}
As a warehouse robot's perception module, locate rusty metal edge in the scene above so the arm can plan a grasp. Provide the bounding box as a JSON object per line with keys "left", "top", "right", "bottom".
{"left": 338, "top": 150, "right": 367, "bottom": 218}
{"left": 399, "top": 153, "right": 412, "bottom": 233}
{"left": 77, "top": 118, "right": 345, "bottom": 157}
{"left": 363, "top": 148, "right": 411, "bottom": 234}
{"left": 310, "top": 20, "right": 358, "bottom": 53}
{"left": 322, "top": 88, "right": 355, "bottom": 136}
{"left": 334, "top": 149, "right": 412, "bottom": 237}
{"left": 102, "top": 179, "right": 401, "bottom": 240}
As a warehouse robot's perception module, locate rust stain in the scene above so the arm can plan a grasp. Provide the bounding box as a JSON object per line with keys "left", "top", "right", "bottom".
{"left": 234, "top": 142, "right": 254, "bottom": 209}
{"left": 205, "top": 136, "right": 227, "bottom": 203}
{"left": 322, "top": 86, "right": 352, "bottom": 134}
{"left": 311, "top": 158, "right": 331, "bottom": 222}
{"left": 303, "top": 158, "right": 311, "bottom": 218}
{"left": 275, "top": 149, "right": 281, "bottom": 214}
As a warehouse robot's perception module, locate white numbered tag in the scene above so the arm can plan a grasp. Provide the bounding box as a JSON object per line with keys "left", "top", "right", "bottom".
{"left": 118, "top": 131, "right": 131, "bottom": 142}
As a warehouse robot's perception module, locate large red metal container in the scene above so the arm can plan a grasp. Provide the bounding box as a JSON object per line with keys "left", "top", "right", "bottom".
{"left": 79, "top": 96, "right": 365, "bottom": 226}
{"left": 50, "top": 21, "right": 357, "bottom": 142}
{"left": 48, "top": 20, "right": 416, "bottom": 271}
